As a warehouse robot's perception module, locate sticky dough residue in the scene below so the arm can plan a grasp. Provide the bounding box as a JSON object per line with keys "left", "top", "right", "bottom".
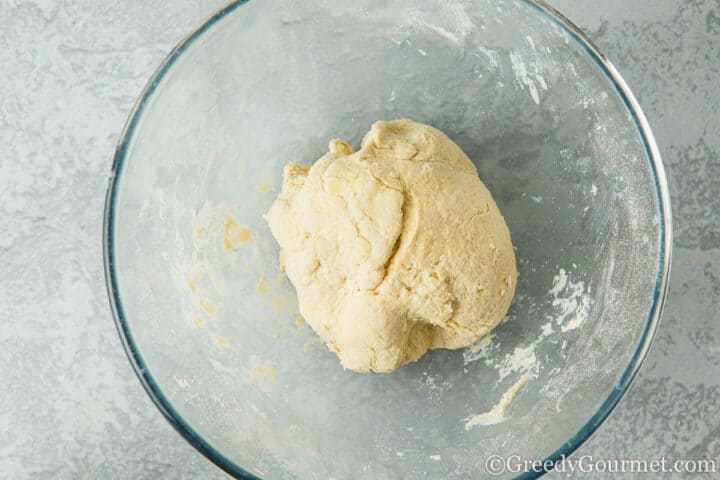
{"left": 179, "top": 205, "right": 256, "bottom": 347}
{"left": 178, "top": 202, "right": 297, "bottom": 384}
{"left": 464, "top": 373, "right": 530, "bottom": 429}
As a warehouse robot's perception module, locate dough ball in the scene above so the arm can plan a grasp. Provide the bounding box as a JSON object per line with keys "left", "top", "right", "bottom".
{"left": 267, "top": 120, "right": 516, "bottom": 373}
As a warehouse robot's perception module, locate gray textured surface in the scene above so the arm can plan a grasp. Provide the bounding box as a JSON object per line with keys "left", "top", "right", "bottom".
{"left": 0, "top": 0, "right": 716, "bottom": 478}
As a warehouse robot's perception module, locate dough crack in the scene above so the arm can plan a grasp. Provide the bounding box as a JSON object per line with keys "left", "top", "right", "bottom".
{"left": 368, "top": 167, "right": 403, "bottom": 193}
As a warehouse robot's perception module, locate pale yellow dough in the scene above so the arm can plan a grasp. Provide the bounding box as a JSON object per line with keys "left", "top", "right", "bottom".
{"left": 267, "top": 120, "right": 516, "bottom": 373}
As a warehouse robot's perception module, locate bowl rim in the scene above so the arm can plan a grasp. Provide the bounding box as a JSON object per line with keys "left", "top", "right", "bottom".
{"left": 103, "top": 1, "right": 673, "bottom": 478}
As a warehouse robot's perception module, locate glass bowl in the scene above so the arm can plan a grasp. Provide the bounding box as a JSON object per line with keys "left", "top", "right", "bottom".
{"left": 104, "top": 0, "right": 672, "bottom": 478}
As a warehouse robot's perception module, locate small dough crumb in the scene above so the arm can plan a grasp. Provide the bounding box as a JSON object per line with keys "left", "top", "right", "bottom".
{"left": 267, "top": 120, "right": 516, "bottom": 373}
{"left": 186, "top": 275, "right": 198, "bottom": 293}
{"left": 199, "top": 299, "right": 217, "bottom": 317}
{"left": 223, "top": 216, "right": 251, "bottom": 250}
{"left": 256, "top": 277, "right": 268, "bottom": 294}
{"left": 250, "top": 356, "right": 277, "bottom": 380}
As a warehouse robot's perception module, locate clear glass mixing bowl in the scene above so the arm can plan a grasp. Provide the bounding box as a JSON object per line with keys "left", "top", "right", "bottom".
{"left": 104, "top": 0, "right": 672, "bottom": 478}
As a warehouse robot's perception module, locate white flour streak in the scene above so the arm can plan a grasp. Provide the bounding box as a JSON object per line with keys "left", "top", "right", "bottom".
{"left": 463, "top": 332, "right": 495, "bottom": 365}
{"left": 508, "top": 46, "right": 550, "bottom": 105}
{"left": 497, "top": 344, "right": 537, "bottom": 382}
{"left": 510, "top": 52, "right": 539, "bottom": 104}
{"left": 550, "top": 268, "right": 592, "bottom": 331}
{"left": 567, "top": 62, "right": 578, "bottom": 77}
{"left": 540, "top": 320, "right": 554, "bottom": 337}
{"left": 548, "top": 268, "right": 568, "bottom": 296}
{"left": 408, "top": 1, "right": 472, "bottom": 47}
{"left": 416, "top": 19, "right": 461, "bottom": 44}
{"left": 475, "top": 46, "right": 499, "bottom": 69}
{"left": 444, "top": 0, "right": 473, "bottom": 39}
{"left": 526, "top": 35, "right": 536, "bottom": 51}
{"left": 536, "top": 75, "right": 548, "bottom": 90}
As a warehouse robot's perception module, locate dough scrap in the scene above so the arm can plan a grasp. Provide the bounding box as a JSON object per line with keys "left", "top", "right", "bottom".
{"left": 267, "top": 120, "right": 516, "bottom": 373}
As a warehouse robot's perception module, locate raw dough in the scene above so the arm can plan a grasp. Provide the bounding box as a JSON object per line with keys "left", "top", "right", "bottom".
{"left": 267, "top": 120, "right": 516, "bottom": 373}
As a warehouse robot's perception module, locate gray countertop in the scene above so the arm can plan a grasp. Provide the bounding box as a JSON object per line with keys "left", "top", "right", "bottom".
{"left": 1, "top": 1, "right": 717, "bottom": 478}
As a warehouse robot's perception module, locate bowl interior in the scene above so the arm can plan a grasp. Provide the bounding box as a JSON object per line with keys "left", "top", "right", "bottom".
{"left": 108, "top": 0, "right": 665, "bottom": 478}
